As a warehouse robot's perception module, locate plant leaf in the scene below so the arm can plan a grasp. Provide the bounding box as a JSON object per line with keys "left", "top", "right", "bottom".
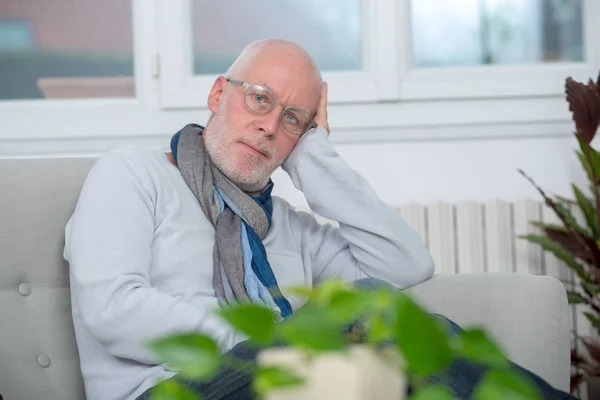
{"left": 217, "top": 304, "right": 276, "bottom": 345}
{"left": 287, "top": 285, "right": 313, "bottom": 298}
{"left": 309, "top": 279, "right": 354, "bottom": 305}
{"left": 581, "top": 338, "right": 600, "bottom": 362}
{"left": 529, "top": 222, "right": 566, "bottom": 231}
{"left": 573, "top": 184, "right": 599, "bottom": 238}
{"left": 409, "top": 385, "right": 454, "bottom": 400}
{"left": 571, "top": 349, "right": 588, "bottom": 367}
{"left": 253, "top": 365, "right": 305, "bottom": 397}
{"left": 366, "top": 313, "right": 395, "bottom": 344}
{"left": 582, "top": 282, "right": 600, "bottom": 296}
{"left": 327, "top": 289, "right": 372, "bottom": 324}
{"left": 528, "top": 221, "right": 598, "bottom": 258}
{"left": 278, "top": 305, "right": 345, "bottom": 351}
{"left": 540, "top": 226, "right": 596, "bottom": 265}
{"left": 554, "top": 201, "right": 590, "bottom": 237}
{"left": 570, "top": 373, "right": 585, "bottom": 394}
{"left": 576, "top": 133, "right": 600, "bottom": 182}
{"left": 474, "top": 369, "right": 543, "bottom": 400}
{"left": 519, "top": 169, "right": 593, "bottom": 241}
{"left": 584, "top": 312, "right": 600, "bottom": 335}
{"left": 565, "top": 76, "right": 600, "bottom": 144}
{"left": 149, "top": 379, "right": 199, "bottom": 400}
{"left": 567, "top": 291, "right": 590, "bottom": 305}
{"left": 395, "top": 294, "right": 453, "bottom": 376}
{"left": 450, "top": 328, "right": 509, "bottom": 368}
{"left": 577, "top": 150, "right": 596, "bottom": 185}
{"left": 371, "top": 287, "right": 396, "bottom": 312}
{"left": 519, "top": 234, "right": 590, "bottom": 282}
{"left": 148, "top": 333, "right": 221, "bottom": 380}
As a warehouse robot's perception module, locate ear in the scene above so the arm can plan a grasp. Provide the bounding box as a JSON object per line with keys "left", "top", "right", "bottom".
{"left": 207, "top": 76, "right": 228, "bottom": 114}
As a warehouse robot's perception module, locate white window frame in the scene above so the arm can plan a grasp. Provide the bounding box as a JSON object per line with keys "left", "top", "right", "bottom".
{"left": 159, "top": 0, "right": 600, "bottom": 107}
{"left": 157, "top": 0, "right": 400, "bottom": 108}
{"left": 396, "top": 0, "right": 600, "bottom": 100}
{"left": 0, "top": 0, "right": 175, "bottom": 155}
{"left": 0, "top": 0, "right": 598, "bottom": 157}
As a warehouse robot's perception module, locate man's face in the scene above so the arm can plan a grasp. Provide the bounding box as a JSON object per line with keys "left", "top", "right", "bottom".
{"left": 203, "top": 55, "right": 320, "bottom": 191}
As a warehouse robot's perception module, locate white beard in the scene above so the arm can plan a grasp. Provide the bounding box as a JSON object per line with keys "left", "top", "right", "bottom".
{"left": 203, "top": 105, "right": 286, "bottom": 193}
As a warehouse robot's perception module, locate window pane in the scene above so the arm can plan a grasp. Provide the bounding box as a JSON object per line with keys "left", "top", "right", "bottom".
{"left": 411, "top": 0, "right": 584, "bottom": 68}
{"left": 0, "top": 0, "right": 134, "bottom": 100}
{"left": 192, "top": 0, "right": 362, "bottom": 75}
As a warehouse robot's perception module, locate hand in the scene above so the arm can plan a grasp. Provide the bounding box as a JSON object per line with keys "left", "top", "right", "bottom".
{"left": 314, "top": 82, "right": 329, "bottom": 135}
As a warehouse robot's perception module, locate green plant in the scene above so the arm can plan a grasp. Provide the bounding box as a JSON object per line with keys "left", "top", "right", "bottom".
{"left": 519, "top": 71, "right": 600, "bottom": 394}
{"left": 146, "top": 279, "right": 542, "bottom": 399}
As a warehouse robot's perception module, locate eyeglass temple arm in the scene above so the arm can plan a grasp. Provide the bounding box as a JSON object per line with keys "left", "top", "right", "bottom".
{"left": 225, "top": 77, "right": 245, "bottom": 85}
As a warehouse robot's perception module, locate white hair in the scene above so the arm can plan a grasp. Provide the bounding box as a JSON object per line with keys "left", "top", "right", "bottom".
{"left": 225, "top": 38, "right": 323, "bottom": 86}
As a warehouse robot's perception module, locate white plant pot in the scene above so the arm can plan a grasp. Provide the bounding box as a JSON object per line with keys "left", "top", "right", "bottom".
{"left": 257, "top": 345, "right": 406, "bottom": 400}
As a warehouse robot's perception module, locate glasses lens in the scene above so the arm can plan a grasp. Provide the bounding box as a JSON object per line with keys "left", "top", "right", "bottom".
{"left": 282, "top": 107, "right": 312, "bottom": 135}
{"left": 245, "top": 85, "right": 275, "bottom": 114}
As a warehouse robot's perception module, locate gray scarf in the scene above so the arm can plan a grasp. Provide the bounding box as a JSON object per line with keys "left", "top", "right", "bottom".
{"left": 171, "top": 123, "right": 293, "bottom": 318}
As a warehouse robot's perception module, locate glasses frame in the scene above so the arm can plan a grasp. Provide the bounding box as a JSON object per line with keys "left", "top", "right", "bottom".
{"left": 226, "top": 77, "right": 318, "bottom": 136}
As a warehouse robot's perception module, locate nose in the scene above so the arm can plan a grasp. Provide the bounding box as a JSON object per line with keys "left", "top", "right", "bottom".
{"left": 257, "top": 107, "right": 282, "bottom": 137}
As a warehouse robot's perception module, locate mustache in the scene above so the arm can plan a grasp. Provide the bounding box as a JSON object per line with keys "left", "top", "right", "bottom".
{"left": 239, "top": 138, "right": 277, "bottom": 158}
{"left": 204, "top": 117, "right": 281, "bottom": 160}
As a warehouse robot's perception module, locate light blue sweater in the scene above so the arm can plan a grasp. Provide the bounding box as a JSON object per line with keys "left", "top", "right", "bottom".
{"left": 64, "top": 127, "right": 434, "bottom": 400}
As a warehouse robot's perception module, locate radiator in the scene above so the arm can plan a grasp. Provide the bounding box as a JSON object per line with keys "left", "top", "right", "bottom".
{"left": 297, "top": 199, "right": 594, "bottom": 398}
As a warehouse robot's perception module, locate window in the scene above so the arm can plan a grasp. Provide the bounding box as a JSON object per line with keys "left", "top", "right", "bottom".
{"left": 192, "top": 0, "right": 363, "bottom": 75}
{"left": 0, "top": 20, "right": 33, "bottom": 52}
{"left": 158, "top": 0, "right": 399, "bottom": 107}
{"left": 411, "top": 0, "right": 584, "bottom": 68}
{"left": 399, "top": 0, "right": 596, "bottom": 100}
{"left": 0, "top": 0, "right": 134, "bottom": 100}
{"left": 159, "top": 0, "right": 597, "bottom": 106}
{"left": 1, "top": 0, "right": 598, "bottom": 152}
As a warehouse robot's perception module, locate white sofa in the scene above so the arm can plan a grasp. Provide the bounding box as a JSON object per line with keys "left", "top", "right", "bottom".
{"left": 0, "top": 157, "right": 571, "bottom": 399}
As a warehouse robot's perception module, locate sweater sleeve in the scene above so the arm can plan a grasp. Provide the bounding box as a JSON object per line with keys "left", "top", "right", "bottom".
{"left": 65, "top": 151, "right": 242, "bottom": 365}
{"left": 281, "top": 128, "right": 435, "bottom": 289}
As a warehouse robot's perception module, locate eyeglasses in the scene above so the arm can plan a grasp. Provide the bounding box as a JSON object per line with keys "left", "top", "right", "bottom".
{"left": 226, "top": 78, "right": 317, "bottom": 136}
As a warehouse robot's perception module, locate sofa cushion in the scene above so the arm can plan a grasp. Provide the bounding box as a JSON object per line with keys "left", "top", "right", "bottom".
{"left": 0, "top": 158, "right": 96, "bottom": 400}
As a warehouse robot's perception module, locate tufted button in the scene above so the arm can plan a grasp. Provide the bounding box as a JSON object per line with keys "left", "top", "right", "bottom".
{"left": 17, "top": 283, "right": 30, "bottom": 296}
{"left": 37, "top": 354, "right": 51, "bottom": 368}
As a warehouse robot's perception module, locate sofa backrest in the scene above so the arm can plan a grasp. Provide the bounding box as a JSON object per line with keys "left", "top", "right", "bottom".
{"left": 0, "top": 156, "right": 573, "bottom": 399}
{"left": 0, "top": 158, "right": 96, "bottom": 400}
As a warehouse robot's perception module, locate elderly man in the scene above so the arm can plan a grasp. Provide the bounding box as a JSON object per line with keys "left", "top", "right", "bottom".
{"left": 64, "top": 39, "right": 573, "bottom": 400}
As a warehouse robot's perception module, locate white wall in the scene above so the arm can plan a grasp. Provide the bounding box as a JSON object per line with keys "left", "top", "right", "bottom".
{"left": 1, "top": 120, "right": 587, "bottom": 207}
{"left": 271, "top": 131, "right": 588, "bottom": 206}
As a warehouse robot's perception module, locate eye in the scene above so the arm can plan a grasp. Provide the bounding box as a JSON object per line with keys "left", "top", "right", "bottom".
{"left": 254, "top": 94, "right": 267, "bottom": 103}
{"left": 284, "top": 112, "right": 299, "bottom": 125}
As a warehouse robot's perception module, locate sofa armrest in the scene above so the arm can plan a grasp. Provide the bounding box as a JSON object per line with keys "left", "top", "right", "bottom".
{"left": 405, "top": 272, "right": 570, "bottom": 392}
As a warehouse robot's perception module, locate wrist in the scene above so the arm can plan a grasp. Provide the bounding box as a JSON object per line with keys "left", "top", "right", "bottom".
{"left": 282, "top": 127, "right": 329, "bottom": 172}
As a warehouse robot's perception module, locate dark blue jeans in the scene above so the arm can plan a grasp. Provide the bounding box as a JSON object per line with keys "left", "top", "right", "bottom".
{"left": 137, "top": 279, "right": 577, "bottom": 400}
{"left": 429, "top": 316, "right": 576, "bottom": 399}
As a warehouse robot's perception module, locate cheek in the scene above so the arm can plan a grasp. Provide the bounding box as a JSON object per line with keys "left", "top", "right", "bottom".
{"left": 275, "top": 135, "right": 300, "bottom": 158}
{"left": 225, "top": 101, "right": 255, "bottom": 132}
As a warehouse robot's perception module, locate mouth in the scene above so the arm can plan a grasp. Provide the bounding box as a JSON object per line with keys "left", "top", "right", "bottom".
{"left": 239, "top": 141, "right": 269, "bottom": 158}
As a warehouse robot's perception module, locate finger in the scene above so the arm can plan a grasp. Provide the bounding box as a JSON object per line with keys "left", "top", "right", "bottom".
{"left": 319, "top": 82, "right": 328, "bottom": 114}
